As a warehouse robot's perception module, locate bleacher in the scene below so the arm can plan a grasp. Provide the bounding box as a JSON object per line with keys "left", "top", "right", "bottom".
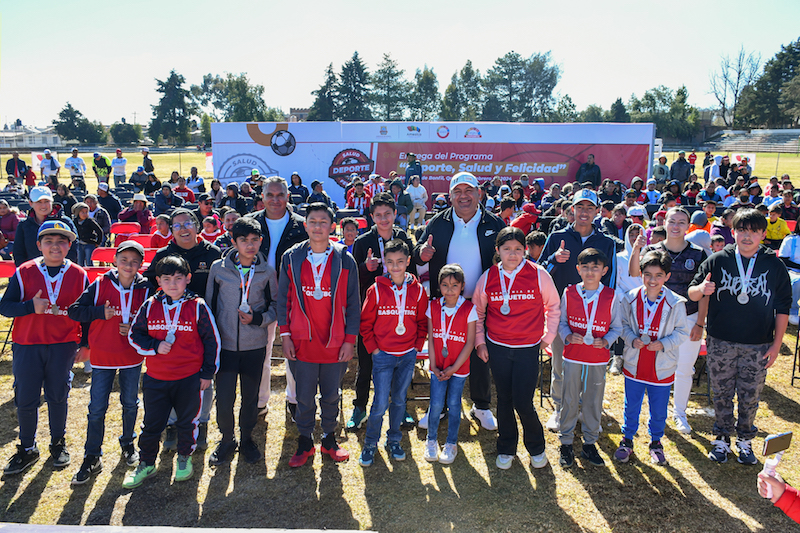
{"left": 711, "top": 130, "right": 800, "bottom": 153}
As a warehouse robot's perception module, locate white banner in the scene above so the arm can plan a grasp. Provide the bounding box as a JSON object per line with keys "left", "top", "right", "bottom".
{"left": 31, "top": 151, "right": 58, "bottom": 169}
{"left": 729, "top": 153, "right": 756, "bottom": 172}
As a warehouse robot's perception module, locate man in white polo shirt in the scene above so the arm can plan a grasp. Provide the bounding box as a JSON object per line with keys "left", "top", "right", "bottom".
{"left": 64, "top": 148, "right": 86, "bottom": 182}
{"left": 111, "top": 149, "right": 127, "bottom": 188}
{"left": 413, "top": 171, "right": 506, "bottom": 431}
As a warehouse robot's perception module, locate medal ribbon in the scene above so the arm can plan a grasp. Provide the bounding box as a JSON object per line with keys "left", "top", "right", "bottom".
{"left": 161, "top": 298, "right": 184, "bottom": 338}
{"left": 497, "top": 262, "right": 523, "bottom": 310}
{"left": 392, "top": 275, "right": 409, "bottom": 330}
{"left": 377, "top": 236, "right": 388, "bottom": 274}
{"left": 639, "top": 287, "right": 666, "bottom": 338}
{"left": 236, "top": 261, "right": 254, "bottom": 307}
{"left": 579, "top": 282, "right": 603, "bottom": 338}
{"left": 115, "top": 272, "right": 134, "bottom": 323}
{"left": 735, "top": 247, "right": 757, "bottom": 296}
{"left": 307, "top": 247, "right": 332, "bottom": 296}
{"left": 439, "top": 296, "right": 465, "bottom": 354}
{"left": 37, "top": 258, "right": 68, "bottom": 307}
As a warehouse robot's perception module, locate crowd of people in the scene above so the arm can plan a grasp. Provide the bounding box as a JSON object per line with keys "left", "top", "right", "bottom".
{"left": 0, "top": 149, "right": 797, "bottom": 521}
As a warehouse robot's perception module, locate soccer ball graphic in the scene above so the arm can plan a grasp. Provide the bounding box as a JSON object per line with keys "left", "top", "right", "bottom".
{"left": 270, "top": 130, "right": 296, "bottom": 156}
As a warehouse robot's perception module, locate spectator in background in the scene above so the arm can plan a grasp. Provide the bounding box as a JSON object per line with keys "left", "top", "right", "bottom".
{"left": 389, "top": 179, "right": 414, "bottom": 231}
{"left": 652, "top": 156, "right": 670, "bottom": 188}
{"left": 40, "top": 149, "right": 61, "bottom": 188}
{"left": 173, "top": 177, "right": 195, "bottom": 203}
{"left": 738, "top": 157, "right": 752, "bottom": 181}
{"left": 186, "top": 167, "right": 205, "bottom": 194}
{"left": 641, "top": 178, "right": 661, "bottom": 205}
{"left": 54, "top": 183, "right": 77, "bottom": 215}
{"left": 209, "top": 179, "right": 224, "bottom": 206}
{"left": 111, "top": 149, "right": 127, "bottom": 188}
{"left": 407, "top": 175, "right": 428, "bottom": 230}
{"left": 141, "top": 147, "right": 154, "bottom": 177}
{"left": 346, "top": 179, "right": 372, "bottom": 221}
{"left": 781, "top": 190, "right": 800, "bottom": 222}
{"left": 289, "top": 172, "right": 310, "bottom": 204}
{"left": 703, "top": 151, "right": 713, "bottom": 168}
{"left": 142, "top": 173, "right": 161, "bottom": 196}
{"left": 748, "top": 182, "right": 764, "bottom": 205}
{"left": 763, "top": 184, "right": 783, "bottom": 208}
{"left": 540, "top": 183, "right": 562, "bottom": 212}
{"left": 765, "top": 202, "right": 792, "bottom": 250}
{"left": 433, "top": 194, "right": 449, "bottom": 214}
{"left": 65, "top": 149, "right": 87, "bottom": 185}
{"left": 130, "top": 166, "right": 148, "bottom": 192}
{"left": 719, "top": 156, "right": 731, "bottom": 183}
{"left": 706, "top": 155, "right": 723, "bottom": 184}
{"left": 670, "top": 151, "right": 692, "bottom": 185}
{"left": 85, "top": 194, "right": 111, "bottom": 242}
{"left": 13, "top": 186, "right": 77, "bottom": 265}
{"left": 0, "top": 200, "right": 19, "bottom": 259}
{"left": 308, "top": 180, "right": 336, "bottom": 210}
{"left": 118, "top": 193, "right": 154, "bottom": 231}
{"left": 778, "top": 222, "right": 800, "bottom": 325}
{"left": 4, "top": 176, "right": 25, "bottom": 196}
{"left": 486, "top": 176, "right": 502, "bottom": 198}
{"left": 5, "top": 151, "right": 28, "bottom": 184}
{"left": 96, "top": 183, "right": 122, "bottom": 221}
{"left": 697, "top": 180, "right": 722, "bottom": 204}
{"left": 92, "top": 153, "right": 113, "bottom": 184}
{"left": 404, "top": 152, "right": 423, "bottom": 186}
{"left": 221, "top": 183, "right": 248, "bottom": 215}
{"left": 192, "top": 193, "right": 218, "bottom": 226}
{"left": 366, "top": 173, "right": 384, "bottom": 198}
{"left": 240, "top": 182, "right": 254, "bottom": 199}
{"left": 480, "top": 182, "right": 496, "bottom": 212}
{"left": 599, "top": 179, "right": 621, "bottom": 205}
{"left": 72, "top": 202, "right": 103, "bottom": 266}
{"left": 688, "top": 149, "right": 698, "bottom": 172}
{"left": 575, "top": 154, "right": 602, "bottom": 190}
{"left": 167, "top": 171, "right": 180, "bottom": 186}
{"left": 154, "top": 184, "right": 184, "bottom": 216}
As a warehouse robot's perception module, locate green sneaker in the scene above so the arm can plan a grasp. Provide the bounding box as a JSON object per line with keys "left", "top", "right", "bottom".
{"left": 175, "top": 454, "right": 193, "bottom": 482}
{"left": 346, "top": 407, "right": 367, "bottom": 431}
{"left": 122, "top": 462, "right": 156, "bottom": 489}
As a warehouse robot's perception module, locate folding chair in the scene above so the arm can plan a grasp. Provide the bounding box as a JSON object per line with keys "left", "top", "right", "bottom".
{"left": 692, "top": 340, "right": 713, "bottom": 403}
{"left": 90, "top": 247, "right": 117, "bottom": 265}
{"left": 538, "top": 345, "right": 553, "bottom": 407}
{"left": 127, "top": 233, "right": 154, "bottom": 248}
{"left": 408, "top": 342, "right": 431, "bottom": 402}
{"left": 84, "top": 266, "right": 111, "bottom": 282}
{"left": 110, "top": 221, "right": 142, "bottom": 246}
{"left": 0, "top": 260, "right": 17, "bottom": 352}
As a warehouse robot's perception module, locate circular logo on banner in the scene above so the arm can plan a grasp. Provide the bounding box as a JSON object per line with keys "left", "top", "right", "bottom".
{"left": 329, "top": 149, "right": 375, "bottom": 188}
{"left": 216, "top": 154, "right": 277, "bottom": 186}
{"left": 270, "top": 130, "right": 296, "bottom": 156}
{"left": 437, "top": 125, "right": 450, "bottom": 139}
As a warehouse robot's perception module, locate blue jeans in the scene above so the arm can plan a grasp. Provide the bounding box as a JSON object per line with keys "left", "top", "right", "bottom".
{"left": 427, "top": 374, "right": 466, "bottom": 444}
{"left": 622, "top": 377, "right": 671, "bottom": 442}
{"left": 76, "top": 243, "right": 96, "bottom": 266}
{"left": 788, "top": 270, "right": 800, "bottom": 317}
{"left": 85, "top": 365, "right": 142, "bottom": 456}
{"left": 364, "top": 350, "right": 416, "bottom": 446}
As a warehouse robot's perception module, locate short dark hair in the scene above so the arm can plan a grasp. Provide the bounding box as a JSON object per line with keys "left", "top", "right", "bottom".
{"left": 383, "top": 239, "right": 410, "bottom": 257}
{"left": 768, "top": 202, "right": 783, "bottom": 213}
{"left": 340, "top": 217, "right": 358, "bottom": 231}
{"left": 500, "top": 197, "right": 515, "bottom": 211}
{"left": 652, "top": 226, "right": 667, "bottom": 239}
{"left": 601, "top": 200, "right": 615, "bottom": 212}
{"left": 306, "top": 202, "right": 335, "bottom": 223}
{"left": 170, "top": 208, "right": 199, "bottom": 228}
{"left": 526, "top": 230, "right": 546, "bottom": 248}
{"left": 495, "top": 226, "right": 525, "bottom": 249}
{"left": 640, "top": 249, "right": 671, "bottom": 274}
{"left": 231, "top": 217, "right": 262, "bottom": 240}
{"left": 612, "top": 204, "right": 627, "bottom": 216}
{"left": 155, "top": 255, "right": 191, "bottom": 277}
{"left": 438, "top": 263, "right": 465, "bottom": 290}
{"left": 756, "top": 203, "right": 769, "bottom": 214}
{"left": 577, "top": 247, "right": 608, "bottom": 267}
{"left": 711, "top": 234, "right": 726, "bottom": 244}
{"left": 371, "top": 192, "right": 396, "bottom": 213}
{"left": 722, "top": 208, "right": 735, "bottom": 221}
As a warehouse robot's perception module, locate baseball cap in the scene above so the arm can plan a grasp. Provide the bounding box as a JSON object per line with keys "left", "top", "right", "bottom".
{"left": 647, "top": 178, "right": 657, "bottom": 186}
{"left": 43, "top": 149, "right": 51, "bottom": 155}
{"left": 572, "top": 188, "right": 599, "bottom": 206}
{"left": 141, "top": 147, "right": 149, "bottom": 153}
{"left": 448, "top": 172, "right": 479, "bottom": 191}
{"left": 251, "top": 168, "right": 260, "bottom": 176}
{"left": 71, "top": 148, "right": 78, "bottom": 152}
{"left": 97, "top": 183, "right": 109, "bottom": 191}
{"left": 29, "top": 186, "right": 53, "bottom": 202}
{"left": 678, "top": 150, "right": 686, "bottom": 155}
{"left": 137, "top": 166, "right": 145, "bottom": 172}
{"left": 37, "top": 220, "right": 76, "bottom": 242}
{"left": 628, "top": 206, "right": 646, "bottom": 217}
{"left": 133, "top": 193, "right": 147, "bottom": 203}
{"left": 117, "top": 240, "right": 145, "bottom": 258}
{"left": 291, "top": 171, "right": 299, "bottom": 176}
{"left": 116, "top": 149, "right": 122, "bottom": 153}
{"left": 197, "top": 193, "right": 211, "bottom": 203}
{"left": 93, "top": 152, "right": 100, "bottom": 158}
{"left": 748, "top": 182, "right": 761, "bottom": 190}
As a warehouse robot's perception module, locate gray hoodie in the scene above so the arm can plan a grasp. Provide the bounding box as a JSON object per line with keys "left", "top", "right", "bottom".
{"left": 206, "top": 251, "right": 278, "bottom": 352}
{"left": 620, "top": 286, "right": 690, "bottom": 382}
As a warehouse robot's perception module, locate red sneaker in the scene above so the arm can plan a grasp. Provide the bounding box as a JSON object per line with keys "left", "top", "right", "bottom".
{"left": 289, "top": 436, "right": 316, "bottom": 468}
{"left": 321, "top": 439, "right": 350, "bottom": 462}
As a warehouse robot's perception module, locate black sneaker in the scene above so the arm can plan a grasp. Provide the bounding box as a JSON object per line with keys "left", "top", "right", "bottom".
{"left": 4, "top": 444, "right": 40, "bottom": 476}
{"left": 71, "top": 455, "right": 102, "bottom": 485}
{"left": 196, "top": 423, "right": 209, "bottom": 451}
{"left": 240, "top": 439, "right": 261, "bottom": 464}
{"left": 287, "top": 402, "right": 297, "bottom": 423}
{"left": 559, "top": 444, "right": 574, "bottom": 468}
{"left": 581, "top": 443, "right": 605, "bottom": 466}
{"left": 208, "top": 440, "right": 238, "bottom": 466}
{"left": 121, "top": 445, "right": 139, "bottom": 467}
{"left": 50, "top": 439, "right": 71, "bottom": 468}
{"left": 163, "top": 425, "right": 177, "bottom": 451}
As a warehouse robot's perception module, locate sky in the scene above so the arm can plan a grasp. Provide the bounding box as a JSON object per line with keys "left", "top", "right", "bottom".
{"left": 2, "top": 0, "right": 799, "bottom": 129}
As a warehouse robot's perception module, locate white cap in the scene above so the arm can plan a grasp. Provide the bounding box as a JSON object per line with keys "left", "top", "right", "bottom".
{"left": 43, "top": 149, "right": 51, "bottom": 155}
{"left": 572, "top": 188, "right": 599, "bottom": 206}
{"left": 141, "top": 147, "right": 149, "bottom": 153}
{"left": 628, "top": 205, "right": 646, "bottom": 217}
{"left": 29, "top": 186, "right": 53, "bottom": 202}
{"left": 449, "top": 172, "right": 479, "bottom": 191}
{"left": 98, "top": 183, "right": 109, "bottom": 191}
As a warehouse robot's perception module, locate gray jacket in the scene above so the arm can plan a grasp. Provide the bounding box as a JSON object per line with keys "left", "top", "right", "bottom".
{"left": 206, "top": 251, "right": 278, "bottom": 352}
{"left": 620, "top": 287, "right": 690, "bottom": 382}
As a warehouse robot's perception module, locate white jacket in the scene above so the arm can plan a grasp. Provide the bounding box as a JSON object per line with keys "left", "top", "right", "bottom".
{"left": 407, "top": 184, "right": 428, "bottom": 208}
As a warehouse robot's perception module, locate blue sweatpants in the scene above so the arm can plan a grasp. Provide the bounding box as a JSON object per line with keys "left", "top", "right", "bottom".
{"left": 621, "top": 377, "right": 671, "bottom": 442}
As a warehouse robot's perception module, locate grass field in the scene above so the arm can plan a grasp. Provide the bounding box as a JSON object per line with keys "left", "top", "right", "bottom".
{"left": 0, "top": 316, "right": 799, "bottom": 532}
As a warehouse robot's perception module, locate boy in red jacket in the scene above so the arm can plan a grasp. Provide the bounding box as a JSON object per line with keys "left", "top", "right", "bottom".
{"left": 359, "top": 239, "right": 428, "bottom": 466}
{"left": 67, "top": 240, "right": 153, "bottom": 484}
{"left": 125, "top": 255, "right": 220, "bottom": 488}
{"left": 278, "top": 203, "right": 361, "bottom": 467}
{"left": 0, "top": 221, "right": 88, "bottom": 476}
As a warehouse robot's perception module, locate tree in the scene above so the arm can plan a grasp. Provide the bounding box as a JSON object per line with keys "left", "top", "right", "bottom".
{"left": 307, "top": 63, "right": 338, "bottom": 121}
{"left": 336, "top": 52, "right": 372, "bottom": 121}
{"left": 780, "top": 74, "right": 800, "bottom": 127}
{"left": 481, "top": 94, "right": 504, "bottom": 121}
{"left": 371, "top": 53, "right": 410, "bottom": 120}
{"left": 109, "top": 122, "right": 142, "bottom": 144}
{"left": 190, "top": 73, "right": 269, "bottom": 122}
{"left": 709, "top": 46, "right": 762, "bottom": 127}
{"left": 484, "top": 51, "right": 560, "bottom": 122}
{"left": 579, "top": 104, "right": 605, "bottom": 123}
{"left": 439, "top": 74, "right": 463, "bottom": 121}
{"left": 606, "top": 97, "right": 630, "bottom": 122}
{"left": 53, "top": 103, "right": 107, "bottom": 144}
{"left": 458, "top": 61, "right": 484, "bottom": 120}
{"left": 200, "top": 114, "right": 213, "bottom": 143}
{"left": 737, "top": 37, "right": 800, "bottom": 127}
{"left": 628, "top": 85, "right": 699, "bottom": 139}
{"left": 150, "top": 70, "right": 193, "bottom": 144}
{"left": 553, "top": 95, "right": 577, "bottom": 122}
{"left": 410, "top": 67, "right": 440, "bottom": 121}
{"left": 485, "top": 52, "right": 527, "bottom": 121}
{"left": 521, "top": 51, "right": 560, "bottom": 121}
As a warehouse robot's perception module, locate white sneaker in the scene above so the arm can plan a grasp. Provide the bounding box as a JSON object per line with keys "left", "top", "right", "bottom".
{"left": 673, "top": 414, "right": 692, "bottom": 435}
{"left": 439, "top": 443, "right": 458, "bottom": 464}
{"left": 418, "top": 410, "right": 445, "bottom": 430}
{"left": 577, "top": 410, "right": 584, "bottom": 426}
{"left": 423, "top": 440, "right": 439, "bottom": 462}
{"left": 609, "top": 356, "right": 623, "bottom": 375}
{"left": 546, "top": 411, "right": 560, "bottom": 432}
{"left": 790, "top": 315, "right": 799, "bottom": 326}
{"left": 496, "top": 454, "right": 514, "bottom": 470}
{"left": 470, "top": 406, "right": 497, "bottom": 431}
{"left": 530, "top": 451, "right": 548, "bottom": 469}
{"left": 257, "top": 405, "right": 269, "bottom": 417}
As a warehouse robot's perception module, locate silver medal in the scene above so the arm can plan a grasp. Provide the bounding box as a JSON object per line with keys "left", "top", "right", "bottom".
{"left": 640, "top": 334, "right": 651, "bottom": 345}
{"left": 500, "top": 303, "right": 511, "bottom": 315}
{"left": 395, "top": 323, "right": 406, "bottom": 335}
{"left": 441, "top": 346, "right": 449, "bottom": 357}
{"left": 313, "top": 288, "right": 324, "bottom": 300}
{"left": 165, "top": 332, "right": 176, "bottom": 344}
{"left": 239, "top": 302, "right": 251, "bottom": 313}
{"left": 51, "top": 305, "right": 59, "bottom": 316}
{"left": 737, "top": 292, "right": 749, "bottom": 305}
{"left": 583, "top": 333, "right": 594, "bottom": 345}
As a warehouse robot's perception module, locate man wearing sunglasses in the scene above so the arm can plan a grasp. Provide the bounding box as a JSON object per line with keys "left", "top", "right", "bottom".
{"left": 144, "top": 208, "right": 222, "bottom": 450}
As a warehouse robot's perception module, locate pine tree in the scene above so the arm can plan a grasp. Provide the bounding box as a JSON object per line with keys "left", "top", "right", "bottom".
{"left": 307, "top": 64, "right": 338, "bottom": 121}
{"left": 336, "top": 52, "right": 373, "bottom": 121}
{"left": 371, "top": 53, "right": 410, "bottom": 120}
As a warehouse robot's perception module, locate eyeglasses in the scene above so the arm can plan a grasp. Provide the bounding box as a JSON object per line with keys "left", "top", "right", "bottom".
{"left": 171, "top": 221, "right": 195, "bottom": 231}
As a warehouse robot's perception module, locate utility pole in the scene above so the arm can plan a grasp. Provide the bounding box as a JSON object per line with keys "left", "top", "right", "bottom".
{"left": 132, "top": 112, "right": 137, "bottom": 124}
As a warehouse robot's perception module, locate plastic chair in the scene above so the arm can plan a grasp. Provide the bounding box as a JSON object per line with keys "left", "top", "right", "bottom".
{"left": 144, "top": 248, "right": 158, "bottom": 263}
{"left": 127, "top": 234, "right": 154, "bottom": 248}
{"left": 84, "top": 266, "right": 111, "bottom": 282}
{"left": 788, "top": 220, "right": 797, "bottom": 232}
{"left": 0, "top": 260, "right": 16, "bottom": 278}
{"left": 91, "top": 247, "right": 117, "bottom": 264}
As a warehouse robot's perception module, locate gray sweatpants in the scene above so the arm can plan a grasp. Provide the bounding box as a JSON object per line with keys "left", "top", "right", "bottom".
{"left": 706, "top": 335, "right": 770, "bottom": 440}
{"left": 550, "top": 333, "right": 565, "bottom": 412}
{"left": 288, "top": 359, "right": 348, "bottom": 439}
{"left": 559, "top": 360, "right": 606, "bottom": 446}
